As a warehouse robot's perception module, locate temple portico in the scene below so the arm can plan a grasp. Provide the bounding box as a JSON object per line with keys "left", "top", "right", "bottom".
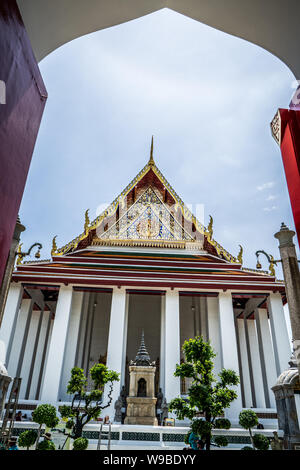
{"left": 1, "top": 280, "right": 291, "bottom": 423}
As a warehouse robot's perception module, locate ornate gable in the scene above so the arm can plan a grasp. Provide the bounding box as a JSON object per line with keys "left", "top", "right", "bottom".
{"left": 51, "top": 139, "right": 238, "bottom": 263}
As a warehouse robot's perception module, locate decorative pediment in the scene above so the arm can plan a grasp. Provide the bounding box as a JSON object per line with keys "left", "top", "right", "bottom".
{"left": 99, "top": 186, "right": 194, "bottom": 243}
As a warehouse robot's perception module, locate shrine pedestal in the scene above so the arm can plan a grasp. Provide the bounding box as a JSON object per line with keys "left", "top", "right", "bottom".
{"left": 125, "top": 397, "right": 158, "bottom": 425}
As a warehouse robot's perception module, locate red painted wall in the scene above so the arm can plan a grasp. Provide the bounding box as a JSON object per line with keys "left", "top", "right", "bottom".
{"left": 279, "top": 109, "right": 300, "bottom": 246}
{"left": 0, "top": 1, "right": 47, "bottom": 284}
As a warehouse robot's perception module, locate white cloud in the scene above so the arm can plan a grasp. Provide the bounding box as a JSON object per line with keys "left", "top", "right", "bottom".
{"left": 257, "top": 182, "right": 275, "bottom": 191}
{"left": 266, "top": 194, "right": 277, "bottom": 201}
{"left": 263, "top": 206, "right": 278, "bottom": 212}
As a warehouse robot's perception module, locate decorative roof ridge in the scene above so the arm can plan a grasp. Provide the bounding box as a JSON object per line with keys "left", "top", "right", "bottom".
{"left": 21, "top": 259, "right": 51, "bottom": 266}
{"left": 241, "top": 266, "right": 279, "bottom": 278}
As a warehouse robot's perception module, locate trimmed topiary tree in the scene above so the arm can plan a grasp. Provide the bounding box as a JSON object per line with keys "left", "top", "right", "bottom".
{"left": 73, "top": 437, "right": 89, "bottom": 450}
{"left": 239, "top": 409, "right": 269, "bottom": 450}
{"left": 60, "top": 363, "right": 119, "bottom": 439}
{"left": 252, "top": 433, "right": 269, "bottom": 451}
{"left": 37, "top": 439, "right": 56, "bottom": 450}
{"left": 169, "top": 336, "right": 240, "bottom": 450}
{"left": 32, "top": 404, "right": 59, "bottom": 449}
{"left": 18, "top": 429, "right": 38, "bottom": 450}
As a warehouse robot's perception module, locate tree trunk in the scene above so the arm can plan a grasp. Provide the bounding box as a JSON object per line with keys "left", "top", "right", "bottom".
{"left": 205, "top": 412, "right": 211, "bottom": 451}
{"left": 73, "top": 421, "right": 84, "bottom": 439}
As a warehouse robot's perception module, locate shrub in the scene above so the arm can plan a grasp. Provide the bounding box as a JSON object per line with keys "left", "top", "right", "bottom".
{"left": 253, "top": 433, "right": 269, "bottom": 450}
{"left": 37, "top": 439, "right": 56, "bottom": 450}
{"left": 191, "top": 418, "right": 212, "bottom": 439}
{"left": 214, "top": 418, "right": 231, "bottom": 430}
{"left": 73, "top": 437, "right": 89, "bottom": 450}
{"left": 18, "top": 430, "right": 37, "bottom": 450}
{"left": 241, "top": 446, "right": 255, "bottom": 450}
{"left": 214, "top": 435, "right": 228, "bottom": 447}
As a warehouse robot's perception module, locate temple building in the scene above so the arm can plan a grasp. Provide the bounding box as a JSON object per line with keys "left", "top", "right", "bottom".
{"left": 0, "top": 142, "right": 292, "bottom": 424}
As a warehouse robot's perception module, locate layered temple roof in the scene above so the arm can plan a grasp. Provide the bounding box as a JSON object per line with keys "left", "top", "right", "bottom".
{"left": 13, "top": 140, "right": 285, "bottom": 294}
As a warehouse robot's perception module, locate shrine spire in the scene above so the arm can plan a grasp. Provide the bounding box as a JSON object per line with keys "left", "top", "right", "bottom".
{"left": 149, "top": 135, "right": 154, "bottom": 166}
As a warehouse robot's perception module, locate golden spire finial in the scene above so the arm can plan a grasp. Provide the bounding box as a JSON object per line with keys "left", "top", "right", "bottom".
{"left": 51, "top": 236, "right": 58, "bottom": 256}
{"left": 149, "top": 136, "right": 154, "bottom": 165}
{"left": 237, "top": 244, "right": 243, "bottom": 264}
{"left": 84, "top": 209, "right": 90, "bottom": 234}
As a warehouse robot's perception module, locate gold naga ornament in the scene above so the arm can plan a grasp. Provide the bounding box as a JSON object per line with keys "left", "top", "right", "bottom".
{"left": 269, "top": 255, "right": 276, "bottom": 277}
{"left": 51, "top": 236, "right": 58, "bottom": 256}
{"left": 206, "top": 215, "right": 213, "bottom": 241}
{"left": 237, "top": 245, "right": 243, "bottom": 264}
{"left": 84, "top": 209, "right": 90, "bottom": 235}
{"left": 16, "top": 243, "right": 24, "bottom": 265}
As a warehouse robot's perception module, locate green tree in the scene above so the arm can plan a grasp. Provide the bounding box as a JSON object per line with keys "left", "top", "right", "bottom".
{"left": 32, "top": 404, "right": 59, "bottom": 449}
{"left": 239, "top": 409, "right": 269, "bottom": 450}
{"left": 59, "top": 364, "right": 119, "bottom": 439}
{"left": 18, "top": 430, "right": 38, "bottom": 450}
{"left": 169, "top": 336, "right": 240, "bottom": 450}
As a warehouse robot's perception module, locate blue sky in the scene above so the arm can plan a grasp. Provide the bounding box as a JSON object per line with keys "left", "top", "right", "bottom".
{"left": 20, "top": 8, "right": 297, "bottom": 277}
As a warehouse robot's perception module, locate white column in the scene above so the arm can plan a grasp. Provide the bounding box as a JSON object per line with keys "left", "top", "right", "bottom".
{"left": 40, "top": 285, "right": 73, "bottom": 405}
{"left": 0, "top": 283, "right": 23, "bottom": 366}
{"left": 19, "top": 308, "right": 41, "bottom": 399}
{"left": 59, "top": 291, "right": 84, "bottom": 401}
{"left": 29, "top": 310, "right": 50, "bottom": 400}
{"left": 207, "top": 297, "right": 222, "bottom": 376}
{"left": 267, "top": 292, "right": 291, "bottom": 375}
{"left": 164, "top": 289, "right": 181, "bottom": 403}
{"left": 39, "top": 313, "right": 53, "bottom": 398}
{"left": 247, "top": 319, "right": 266, "bottom": 408}
{"left": 160, "top": 294, "right": 165, "bottom": 391}
{"left": 7, "top": 298, "right": 33, "bottom": 378}
{"left": 121, "top": 293, "right": 129, "bottom": 388}
{"left": 254, "top": 308, "right": 277, "bottom": 408}
{"left": 236, "top": 318, "right": 253, "bottom": 407}
{"left": 103, "top": 287, "right": 127, "bottom": 421}
{"left": 218, "top": 291, "right": 243, "bottom": 421}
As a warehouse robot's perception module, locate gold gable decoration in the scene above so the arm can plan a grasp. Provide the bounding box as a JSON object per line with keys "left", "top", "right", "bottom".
{"left": 52, "top": 139, "right": 238, "bottom": 263}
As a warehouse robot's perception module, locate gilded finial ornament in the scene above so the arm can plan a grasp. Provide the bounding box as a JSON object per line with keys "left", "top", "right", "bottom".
{"left": 269, "top": 255, "right": 276, "bottom": 277}
{"left": 149, "top": 136, "right": 154, "bottom": 165}
{"left": 51, "top": 236, "right": 58, "bottom": 256}
{"left": 237, "top": 245, "right": 243, "bottom": 264}
{"left": 84, "top": 209, "right": 90, "bottom": 234}
{"left": 206, "top": 215, "right": 213, "bottom": 241}
{"left": 255, "top": 250, "right": 278, "bottom": 277}
{"left": 16, "top": 243, "right": 23, "bottom": 265}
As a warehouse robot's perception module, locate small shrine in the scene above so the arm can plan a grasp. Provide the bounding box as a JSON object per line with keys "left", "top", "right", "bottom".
{"left": 124, "top": 331, "right": 158, "bottom": 426}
